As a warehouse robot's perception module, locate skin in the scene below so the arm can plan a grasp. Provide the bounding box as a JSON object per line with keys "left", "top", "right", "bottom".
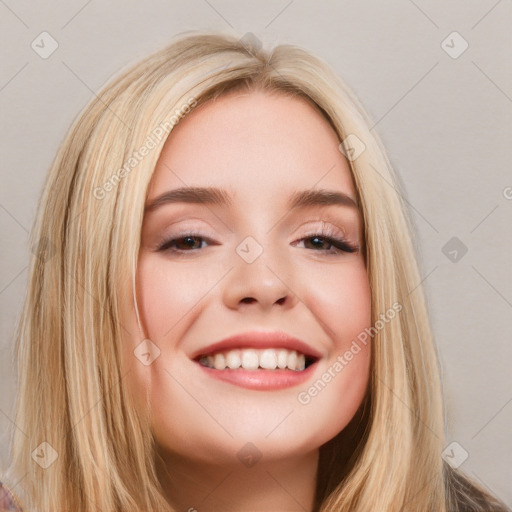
{"left": 122, "top": 90, "right": 372, "bottom": 512}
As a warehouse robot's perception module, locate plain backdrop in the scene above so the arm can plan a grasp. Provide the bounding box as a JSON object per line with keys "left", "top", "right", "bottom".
{"left": 1, "top": 0, "right": 511, "bottom": 506}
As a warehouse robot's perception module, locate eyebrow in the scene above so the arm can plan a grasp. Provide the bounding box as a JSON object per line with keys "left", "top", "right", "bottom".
{"left": 288, "top": 189, "right": 358, "bottom": 210}
{"left": 144, "top": 186, "right": 359, "bottom": 213}
{"left": 145, "top": 187, "right": 231, "bottom": 212}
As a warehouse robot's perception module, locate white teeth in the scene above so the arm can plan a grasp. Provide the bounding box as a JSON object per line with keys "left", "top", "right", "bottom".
{"left": 199, "top": 348, "right": 312, "bottom": 371}
{"left": 213, "top": 353, "right": 226, "bottom": 370}
{"left": 287, "top": 350, "right": 297, "bottom": 371}
{"left": 241, "top": 349, "right": 259, "bottom": 370}
{"left": 225, "top": 350, "right": 241, "bottom": 369}
{"left": 260, "top": 349, "right": 277, "bottom": 369}
{"left": 276, "top": 349, "right": 288, "bottom": 369}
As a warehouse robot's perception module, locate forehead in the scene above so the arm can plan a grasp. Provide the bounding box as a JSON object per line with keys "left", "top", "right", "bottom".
{"left": 147, "top": 90, "right": 356, "bottom": 204}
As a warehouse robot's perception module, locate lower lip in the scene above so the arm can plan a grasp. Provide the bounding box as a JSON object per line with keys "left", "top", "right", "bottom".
{"left": 195, "top": 362, "right": 317, "bottom": 390}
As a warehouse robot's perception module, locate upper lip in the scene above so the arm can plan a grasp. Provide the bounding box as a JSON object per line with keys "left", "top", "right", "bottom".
{"left": 190, "top": 331, "right": 323, "bottom": 360}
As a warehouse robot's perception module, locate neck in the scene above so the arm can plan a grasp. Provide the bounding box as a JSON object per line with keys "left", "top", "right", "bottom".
{"left": 156, "top": 447, "right": 319, "bottom": 512}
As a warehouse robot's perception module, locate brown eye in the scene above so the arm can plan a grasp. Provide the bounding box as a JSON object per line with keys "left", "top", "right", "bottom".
{"left": 303, "top": 236, "right": 334, "bottom": 251}
{"left": 157, "top": 234, "right": 209, "bottom": 253}
{"left": 296, "top": 235, "right": 357, "bottom": 254}
{"left": 173, "top": 236, "right": 204, "bottom": 251}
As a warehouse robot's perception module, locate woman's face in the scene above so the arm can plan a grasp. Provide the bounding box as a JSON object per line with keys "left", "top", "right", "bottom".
{"left": 124, "top": 90, "right": 371, "bottom": 466}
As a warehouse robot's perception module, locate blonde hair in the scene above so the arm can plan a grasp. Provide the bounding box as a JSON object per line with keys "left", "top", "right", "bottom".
{"left": 4, "top": 30, "right": 508, "bottom": 512}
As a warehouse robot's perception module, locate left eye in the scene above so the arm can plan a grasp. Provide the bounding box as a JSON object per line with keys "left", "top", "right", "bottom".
{"left": 295, "top": 235, "right": 357, "bottom": 254}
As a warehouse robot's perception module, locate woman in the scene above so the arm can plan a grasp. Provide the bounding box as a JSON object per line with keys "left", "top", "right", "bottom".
{"left": 2, "top": 31, "right": 509, "bottom": 512}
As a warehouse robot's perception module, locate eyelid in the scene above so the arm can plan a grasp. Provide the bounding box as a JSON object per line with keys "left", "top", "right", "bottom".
{"left": 297, "top": 220, "right": 348, "bottom": 239}
{"left": 298, "top": 222, "right": 359, "bottom": 251}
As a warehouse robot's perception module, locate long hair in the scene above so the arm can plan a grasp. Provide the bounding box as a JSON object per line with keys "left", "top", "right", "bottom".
{"left": 4, "top": 30, "right": 508, "bottom": 512}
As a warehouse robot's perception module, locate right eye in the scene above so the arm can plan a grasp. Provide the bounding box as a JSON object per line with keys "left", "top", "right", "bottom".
{"left": 157, "top": 233, "right": 213, "bottom": 254}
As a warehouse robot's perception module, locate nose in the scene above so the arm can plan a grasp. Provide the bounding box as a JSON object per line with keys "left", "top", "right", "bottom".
{"left": 222, "top": 246, "right": 298, "bottom": 312}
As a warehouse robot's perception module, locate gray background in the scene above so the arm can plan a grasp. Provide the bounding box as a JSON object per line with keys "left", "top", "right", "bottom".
{"left": 1, "top": 0, "right": 511, "bottom": 505}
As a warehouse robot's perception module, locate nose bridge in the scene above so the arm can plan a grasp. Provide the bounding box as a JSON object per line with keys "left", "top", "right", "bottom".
{"left": 222, "top": 230, "right": 296, "bottom": 310}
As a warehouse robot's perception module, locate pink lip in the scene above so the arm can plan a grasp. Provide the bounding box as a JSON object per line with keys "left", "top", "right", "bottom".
{"left": 190, "top": 330, "right": 323, "bottom": 360}
{"left": 190, "top": 331, "right": 322, "bottom": 391}
{"left": 196, "top": 364, "right": 318, "bottom": 390}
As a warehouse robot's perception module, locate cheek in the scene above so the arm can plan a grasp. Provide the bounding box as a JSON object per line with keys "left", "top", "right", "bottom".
{"left": 295, "top": 260, "right": 371, "bottom": 438}
{"left": 305, "top": 259, "right": 372, "bottom": 343}
{"left": 119, "top": 257, "right": 204, "bottom": 407}
{"left": 136, "top": 257, "right": 211, "bottom": 340}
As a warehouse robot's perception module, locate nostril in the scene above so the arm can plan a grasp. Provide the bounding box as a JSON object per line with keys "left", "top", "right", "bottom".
{"left": 241, "top": 297, "right": 256, "bottom": 304}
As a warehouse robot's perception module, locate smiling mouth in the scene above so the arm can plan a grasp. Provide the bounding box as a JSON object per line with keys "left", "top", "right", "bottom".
{"left": 196, "top": 347, "right": 318, "bottom": 372}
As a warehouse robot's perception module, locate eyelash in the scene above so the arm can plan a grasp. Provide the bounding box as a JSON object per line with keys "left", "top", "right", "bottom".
{"left": 295, "top": 225, "right": 358, "bottom": 255}
{"left": 156, "top": 226, "right": 358, "bottom": 256}
{"left": 156, "top": 231, "right": 212, "bottom": 254}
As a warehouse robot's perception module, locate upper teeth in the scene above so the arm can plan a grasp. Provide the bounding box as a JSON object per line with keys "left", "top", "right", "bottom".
{"left": 199, "top": 348, "right": 307, "bottom": 371}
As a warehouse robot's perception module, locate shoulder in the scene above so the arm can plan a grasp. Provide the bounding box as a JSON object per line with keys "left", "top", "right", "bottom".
{"left": 0, "top": 481, "right": 23, "bottom": 512}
